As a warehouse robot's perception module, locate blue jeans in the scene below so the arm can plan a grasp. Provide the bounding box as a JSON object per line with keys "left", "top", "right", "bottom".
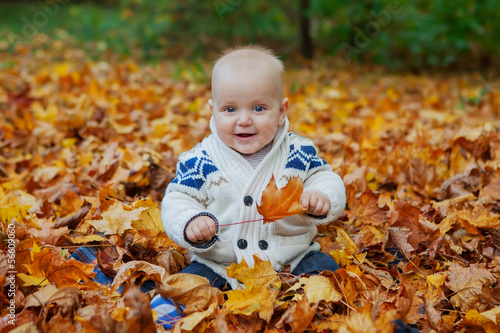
{"left": 182, "top": 250, "right": 339, "bottom": 290}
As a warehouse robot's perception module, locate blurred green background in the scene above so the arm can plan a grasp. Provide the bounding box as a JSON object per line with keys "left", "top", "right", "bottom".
{"left": 1, "top": 0, "right": 499, "bottom": 71}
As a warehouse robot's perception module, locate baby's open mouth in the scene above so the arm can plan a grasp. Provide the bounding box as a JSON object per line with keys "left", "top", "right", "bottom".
{"left": 235, "top": 133, "right": 255, "bottom": 138}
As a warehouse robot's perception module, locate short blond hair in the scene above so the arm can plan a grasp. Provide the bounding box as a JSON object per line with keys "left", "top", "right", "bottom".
{"left": 211, "top": 45, "right": 285, "bottom": 97}
{"left": 212, "top": 45, "right": 284, "bottom": 77}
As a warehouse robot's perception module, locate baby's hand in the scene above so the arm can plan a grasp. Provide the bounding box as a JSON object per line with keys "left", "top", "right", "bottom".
{"left": 301, "top": 191, "right": 330, "bottom": 217}
{"left": 185, "top": 215, "right": 216, "bottom": 243}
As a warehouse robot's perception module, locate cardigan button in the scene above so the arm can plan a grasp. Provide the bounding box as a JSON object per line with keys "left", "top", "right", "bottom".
{"left": 243, "top": 195, "right": 253, "bottom": 206}
{"left": 237, "top": 239, "right": 248, "bottom": 249}
{"left": 258, "top": 240, "right": 268, "bottom": 250}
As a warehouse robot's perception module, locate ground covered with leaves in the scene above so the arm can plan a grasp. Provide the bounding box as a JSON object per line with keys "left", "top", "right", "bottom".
{"left": 1, "top": 41, "right": 500, "bottom": 333}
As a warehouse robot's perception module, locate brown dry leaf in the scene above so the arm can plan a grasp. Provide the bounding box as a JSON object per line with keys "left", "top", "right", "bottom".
{"left": 346, "top": 185, "right": 389, "bottom": 227}
{"left": 54, "top": 200, "right": 92, "bottom": 229}
{"left": 97, "top": 183, "right": 121, "bottom": 212}
{"left": 112, "top": 260, "right": 166, "bottom": 291}
{"left": 257, "top": 175, "right": 307, "bottom": 223}
{"left": 479, "top": 180, "right": 500, "bottom": 201}
{"left": 224, "top": 255, "right": 281, "bottom": 322}
{"left": 354, "top": 224, "right": 388, "bottom": 249}
{"left": 389, "top": 200, "right": 434, "bottom": 250}
{"left": 457, "top": 205, "right": 500, "bottom": 230}
{"left": 23, "top": 283, "right": 60, "bottom": 308}
{"left": 310, "top": 313, "right": 343, "bottom": 332}
{"left": 6, "top": 322, "right": 40, "bottom": 333}
{"left": 46, "top": 287, "right": 82, "bottom": 317}
{"left": 175, "top": 303, "right": 219, "bottom": 333}
{"left": 121, "top": 285, "right": 157, "bottom": 333}
{"left": 377, "top": 278, "right": 414, "bottom": 321}
{"left": 275, "top": 295, "right": 318, "bottom": 333}
{"left": 29, "top": 220, "right": 69, "bottom": 246}
{"left": 446, "top": 262, "right": 497, "bottom": 312}
{"left": 156, "top": 248, "right": 185, "bottom": 274}
{"left": 338, "top": 303, "right": 394, "bottom": 333}
{"left": 159, "top": 273, "right": 223, "bottom": 315}
{"left": 327, "top": 268, "right": 365, "bottom": 308}
{"left": 42, "top": 312, "right": 78, "bottom": 332}
{"left": 423, "top": 296, "right": 456, "bottom": 332}
{"left": 58, "top": 189, "right": 84, "bottom": 217}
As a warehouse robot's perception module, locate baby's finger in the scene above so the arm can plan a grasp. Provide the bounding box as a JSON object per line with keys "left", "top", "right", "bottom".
{"left": 200, "top": 222, "right": 214, "bottom": 241}
{"left": 206, "top": 219, "right": 216, "bottom": 237}
{"left": 192, "top": 224, "right": 206, "bottom": 241}
{"left": 308, "top": 195, "right": 319, "bottom": 213}
{"left": 300, "top": 193, "right": 311, "bottom": 210}
{"left": 316, "top": 201, "right": 329, "bottom": 216}
{"left": 186, "top": 227, "right": 198, "bottom": 243}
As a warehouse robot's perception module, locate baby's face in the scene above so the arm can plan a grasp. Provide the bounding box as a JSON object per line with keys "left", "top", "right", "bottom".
{"left": 209, "top": 63, "right": 288, "bottom": 155}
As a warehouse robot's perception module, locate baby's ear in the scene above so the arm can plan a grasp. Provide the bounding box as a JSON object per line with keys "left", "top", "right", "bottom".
{"left": 279, "top": 98, "right": 289, "bottom": 125}
{"left": 208, "top": 99, "right": 214, "bottom": 113}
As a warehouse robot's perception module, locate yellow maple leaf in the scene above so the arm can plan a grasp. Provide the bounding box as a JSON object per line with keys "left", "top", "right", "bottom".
{"left": 464, "top": 309, "right": 500, "bottom": 333}
{"left": 458, "top": 205, "right": 500, "bottom": 230}
{"left": 224, "top": 255, "right": 281, "bottom": 322}
{"left": 335, "top": 227, "right": 358, "bottom": 255}
{"left": 285, "top": 275, "right": 342, "bottom": 303}
{"left": 0, "top": 189, "right": 39, "bottom": 225}
{"left": 131, "top": 197, "right": 164, "bottom": 231}
{"left": 88, "top": 202, "right": 146, "bottom": 235}
{"left": 30, "top": 241, "right": 41, "bottom": 261}
{"left": 18, "top": 273, "right": 49, "bottom": 287}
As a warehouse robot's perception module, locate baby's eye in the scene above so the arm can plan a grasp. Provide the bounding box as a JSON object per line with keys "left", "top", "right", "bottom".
{"left": 254, "top": 106, "right": 265, "bottom": 112}
{"left": 225, "top": 107, "right": 236, "bottom": 113}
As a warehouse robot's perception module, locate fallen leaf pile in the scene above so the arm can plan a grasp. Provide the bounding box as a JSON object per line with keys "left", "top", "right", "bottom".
{"left": 1, "top": 40, "right": 500, "bottom": 332}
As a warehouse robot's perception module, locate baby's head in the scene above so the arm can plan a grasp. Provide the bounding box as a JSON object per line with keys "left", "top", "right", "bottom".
{"left": 209, "top": 45, "right": 289, "bottom": 154}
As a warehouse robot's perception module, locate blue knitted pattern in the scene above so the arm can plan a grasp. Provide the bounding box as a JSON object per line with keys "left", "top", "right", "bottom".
{"left": 171, "top": 150, "right": 218, "bottom": 190}
{"left": 285, "top": 135, "right": 327, "bottom": 172}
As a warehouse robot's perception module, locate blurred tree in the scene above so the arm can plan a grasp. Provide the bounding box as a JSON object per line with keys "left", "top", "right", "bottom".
{"left": 2, "top": 0, "right": 499, "bottom": 70}
{"left": 300, "top": 0, "right": 314, "bottom": 59}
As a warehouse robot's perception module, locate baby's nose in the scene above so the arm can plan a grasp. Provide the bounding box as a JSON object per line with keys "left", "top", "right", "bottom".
{"left": 237, "top": 111, "right": 252, "bottom": 125}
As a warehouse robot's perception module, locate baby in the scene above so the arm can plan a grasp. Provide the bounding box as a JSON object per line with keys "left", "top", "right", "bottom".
{"left": 159, "top": 45, "right": 346, "bottom": 291}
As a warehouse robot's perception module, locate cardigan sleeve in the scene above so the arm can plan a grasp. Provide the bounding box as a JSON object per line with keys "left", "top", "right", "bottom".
{"left": 302, "top": 163, "right": 346, "bottom": 225}
{"left": 161, "top": 146, "right": 219, "bottom": 252}
{"left": 285, "top": 135, "right": 346, "bottom": 225}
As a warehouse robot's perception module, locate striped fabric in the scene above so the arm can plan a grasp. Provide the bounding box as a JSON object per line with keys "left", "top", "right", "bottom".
{"left": 70, "top": 247, "right": 115, "bottom": 288}
{"left": 150, "top": 295, "right": 184, "bottom": 329}
{"left": 239, "top": 141, "right": 272, "bottom": 168}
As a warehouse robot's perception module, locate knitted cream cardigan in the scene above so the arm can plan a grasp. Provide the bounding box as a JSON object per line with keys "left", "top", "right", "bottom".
{"left": 161, "top": 118, "right": 346, "bottom": 289}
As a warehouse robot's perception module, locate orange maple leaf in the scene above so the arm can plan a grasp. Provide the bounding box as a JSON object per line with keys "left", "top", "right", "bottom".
{"left": 21, "top": 248, "right": 98, "bottom": 290}
{"left": 257, "top": 175, "right": 307, "bottom": 223}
